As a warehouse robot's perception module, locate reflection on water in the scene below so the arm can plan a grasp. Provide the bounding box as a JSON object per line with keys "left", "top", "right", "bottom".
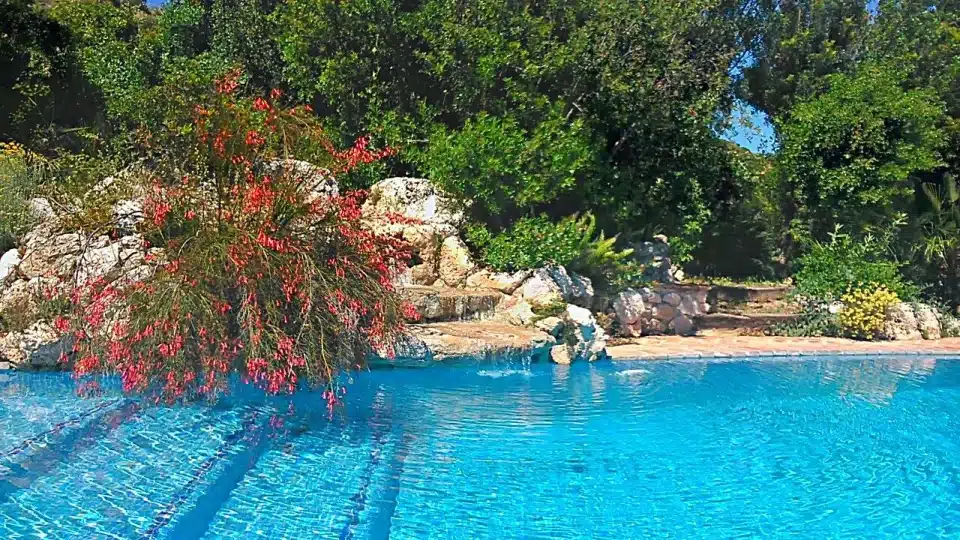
{"left": 0, "top": 356, "right": 958, "bottom": 539}
{"left": 755, "top": 356, "right": 942, "bottom": 405}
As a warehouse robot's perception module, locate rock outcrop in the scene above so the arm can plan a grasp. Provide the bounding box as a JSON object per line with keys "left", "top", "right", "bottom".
{"left": 882, "top": 302, "right": 947, "bottom": 341}
{"left": 390, "top": 321, "right": 556, "bottom": 365}
{"left": 0, "top": 321, "right": 71, "bottom": 370}
{"left": 362, "top": 177, "right": 475, "bottom": 287}
{"left": 0, "top": 196, "right": 158, "bottom": 370}
{"left": 630, "top": 234, "right": 682, "bottom": 283}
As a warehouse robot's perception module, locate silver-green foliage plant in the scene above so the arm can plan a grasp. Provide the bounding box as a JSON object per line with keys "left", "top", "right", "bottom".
{"left": 0, "top": 149, "right": 39, "bottom": 252}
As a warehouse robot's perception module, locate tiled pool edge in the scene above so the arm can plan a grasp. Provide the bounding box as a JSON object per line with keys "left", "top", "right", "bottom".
{"left": 607, "top": 336, "right": 960, "bottom": 362}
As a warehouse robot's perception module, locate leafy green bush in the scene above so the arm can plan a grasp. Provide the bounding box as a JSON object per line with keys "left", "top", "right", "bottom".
{"left": 794, "top": 230, "right": 917, "bottom": 303}
{"left": 473, "top": 214, "right": 585, "bottom": 272}
{"left": 416, "top": 111, "right": 596, "bottom": 220}
{"left": 471, "top": 212, "right": 633, "bottom": 280}
{"left": 608, "top": 260, "right": 652, "bottom": 291}
{"left": 778, "top": 63, "right": 945, "bottom": 244}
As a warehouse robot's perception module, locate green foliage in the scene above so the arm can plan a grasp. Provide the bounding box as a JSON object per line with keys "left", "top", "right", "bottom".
{"left": 740, "top": 0, "right": 871, "bottom": 118}
{"left": 689, "top": 144, "right": 783, "bottom": 278}
{"left": 768, "top": 309, "right": 842, "bottom": 338}
{"left": 0, "top": 145, "right": 39, "bottom": 251}
{"left": 794, "top": 229, "right": 918, "bottom": 303}
{"left": 530, "top": 299, "right": 567, "bottom": 323}
{"left": 475, "top": 214, "right": 586, "bottom": 272}
{"left": 608, "top": 261, "right": 653, "bottom": 291}
{"left": 416, "top": 110, "right": 597, "bottom": 220}
{"left": 916, "top": 174, "right": 960, "bottom": 309}
{"left": 778, "top": 63, "right": 945, "bottom": 243}
{"left": 473, "top": 212, "right": 633, "bottom": 280}
{"left": 0, "top": 0, "right": 102, "bottom": 150}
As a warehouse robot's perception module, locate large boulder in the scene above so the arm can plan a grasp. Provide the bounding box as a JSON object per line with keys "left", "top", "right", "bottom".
{"left": 77, "top": 234, "right": 152, "bottom": 287}
{"left": 882, "top": 302, "right": 943, "bottom": 341}
{"left": 630, "top": 235, "right": 677, "bottom": 283}
{"left": 437, "top": 236, "right": 476, "bottom": 287}
{"left": 0, "top": 277, "right": 61, "bottom": 315}
{"left": 517, "top": 265, "right": 594, "bottom": 308}
{"left": 363, "top": 178, "right": 471, "bottom": 286}
{"left": 547, "top": 266, "right": 594, "bottom": 308}
{"left": 558, "top": 304, "right": 608, "bottom": 363}
{"left": 18, "top": 232, "right": 83, "bottom": 280}
{"left": 499, "top": 296, "right": 537, "bottom": 326}
{"left": 519, "top": 268, "right": 566, "bottom": 308}
{"left": 465, "top": 269, "right": 531, "bottom": 295}
{"left": 0, "top": 321, "right": 71, "bottom": 370}
{"left": 613, "top": 289, "right": 646, "bottom": 337}
{"left": 363, "top": 177, "right": 464, "bottom": 233}
{"left": 914, "top": 304, "right": 942, "bottom": 340}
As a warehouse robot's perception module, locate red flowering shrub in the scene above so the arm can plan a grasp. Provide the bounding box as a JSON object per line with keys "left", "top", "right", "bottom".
{"left": 61, "top": 71, "right": 412, "bottom": 405}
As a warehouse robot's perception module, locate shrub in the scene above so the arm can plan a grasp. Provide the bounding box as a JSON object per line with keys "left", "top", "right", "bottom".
{"left": 608, "top": 260, "right": 653, "bottom": 291}
{"left": 794, "top": 230, "right": 917, "bottom": 303}
{"left": 472, "top": 212, "right": 633, "bottom": 282}
{"left": 59, "top": 73, "right": 415, "bottom": 405}
{"left": 767, "top": 309, "right": 841, "bottom": 338}
{"left": 837, "top": 286, "right": 899, "bottom": 340}
{"left": 416, "top": 111, "right": 597, "bottom": 220}
{"left": 777, "top": 63, "right": 944, "bottom": 243}
{"left": 475, "top": 214, "right": 587, "bottom": 273}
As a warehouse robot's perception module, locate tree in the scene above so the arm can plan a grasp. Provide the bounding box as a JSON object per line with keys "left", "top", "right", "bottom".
{"left": 777, "top": 63, "right": 945, "bottom": 247}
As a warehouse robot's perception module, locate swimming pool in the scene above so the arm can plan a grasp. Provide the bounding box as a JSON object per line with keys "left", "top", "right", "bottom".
{"left": 1, "top": 356, "right": 958, "bottom": 539}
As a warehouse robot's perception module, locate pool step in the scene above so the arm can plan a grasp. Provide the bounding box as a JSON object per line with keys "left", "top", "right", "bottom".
{"left": 706, "top": 285, "right": 793, "bottom": 305}
{"left": 695, "top": 312, "right": 800, "bottom": 331}
{"left": 401, "top": 286, "right": 502, "bottom": 322}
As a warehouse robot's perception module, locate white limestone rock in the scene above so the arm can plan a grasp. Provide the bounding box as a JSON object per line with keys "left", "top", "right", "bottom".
{"left": 0, "top": 249, "right": 21, "bottom": 284}
{"left": 0, "top": 321, "right": 72, "bottom": 370}
{"left": 437, "top": 236, "right": 476, "bottom": 287}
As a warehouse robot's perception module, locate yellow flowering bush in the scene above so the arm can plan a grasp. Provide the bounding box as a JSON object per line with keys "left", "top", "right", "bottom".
{"left": 0, "top": 142, "right": 26, "bottom": 159}
{"left": 838, "top": 285, "right": 900, "bottom": 340}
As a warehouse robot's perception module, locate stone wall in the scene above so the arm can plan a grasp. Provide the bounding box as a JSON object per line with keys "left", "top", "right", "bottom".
{"left": 612, "top": 285, "right": 710, "bottom": 337}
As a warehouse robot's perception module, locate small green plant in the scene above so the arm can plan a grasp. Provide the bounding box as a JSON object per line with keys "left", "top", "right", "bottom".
{"left": 608, "top": 260, "right": 653, "bottom": 290}
{"left": 531, "top": 299, "right": 567, "bottom": 323}
{"left": 767, "top": 309, "right": 841, "bottom": 338}
{"left": 569, "top": 213, "right": 634, "bottom": 275}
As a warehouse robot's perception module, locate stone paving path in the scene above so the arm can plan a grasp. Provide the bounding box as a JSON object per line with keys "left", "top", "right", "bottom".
{"left": 607, "top": 335, "right": 960, "bottom": 360}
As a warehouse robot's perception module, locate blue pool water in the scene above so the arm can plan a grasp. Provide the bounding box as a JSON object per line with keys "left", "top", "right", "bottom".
{"left": 1, "top": 355, "right": 959, "bottom": 539}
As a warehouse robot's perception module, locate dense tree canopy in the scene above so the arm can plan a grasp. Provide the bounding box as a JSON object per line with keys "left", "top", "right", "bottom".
{"left": 2, "top": 0, "right": 960, "bottom": 305}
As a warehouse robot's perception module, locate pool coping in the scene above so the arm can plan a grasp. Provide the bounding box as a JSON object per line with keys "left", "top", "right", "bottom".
{"left": 606, "top": 336, "right": 960, "bottom": 362}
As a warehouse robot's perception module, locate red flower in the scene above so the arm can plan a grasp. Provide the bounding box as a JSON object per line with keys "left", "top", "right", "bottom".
{"left": 245, "top": 130, "right": 265, "bottom": 148}
{"left": 253, "top": 97, "right": 270, "bottom": 111}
